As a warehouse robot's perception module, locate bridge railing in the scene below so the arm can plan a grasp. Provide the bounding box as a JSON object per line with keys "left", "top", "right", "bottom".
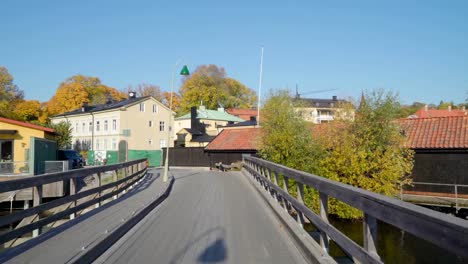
{"left": 243, "top": 156, "right": 468, "bottom": 264}
{"left": 0, "top": 159, "right": 147, "bottom": 249}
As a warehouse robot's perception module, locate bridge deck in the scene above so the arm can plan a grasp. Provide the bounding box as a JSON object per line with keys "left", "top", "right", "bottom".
{"left": 2, "top": 168, "right": 308, "bottom": 264}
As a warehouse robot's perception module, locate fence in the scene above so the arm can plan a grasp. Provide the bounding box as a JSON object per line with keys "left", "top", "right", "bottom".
{"left": 0, "top": 159, "right": 147, "bottom": 249}
{"left": 402, "top": 182, "right": 468, "bottom": 212}
{"left": 0, "top": 162, "right": 30, "bottom": 176}
{"left": 243, "top": 156, "right": 468, "bottom": 263}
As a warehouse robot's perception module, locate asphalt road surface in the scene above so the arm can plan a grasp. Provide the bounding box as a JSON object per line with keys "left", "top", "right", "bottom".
{"left": 95, "top": 168, "right": 307, "bottom": 264}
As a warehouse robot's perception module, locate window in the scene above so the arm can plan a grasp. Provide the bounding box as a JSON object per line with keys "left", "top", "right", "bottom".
{"left": 148, "top": 139, "right": 153, "bottom": 145}
{"left": 160, "top": 139, "right": 166, "bottom": 148}
{"left": 159, "top": 121, "right": 165, "bottom": 131}
{"left": 140, "top": 103, "right": 145, "bottom": 112}
{"left": 149, "top": 121, "right": 153, "bottom": 127}
{"left": 96, "top": 121, "right": 100, "bottom": 131}
{"left": 82, "top": 123, "right": 86, "bottom": 133}
{"left": 153, "top": 104, "right": 158, "bottom": 113}
{"left": 96, "top": 140, "right": 100, "bottom": 150}
{"left": 89, "top": 122, "right": 93, "bottom": 132}
{"left": 112, "top": 138, "right": 117, "bottom": 150}
{"left": 112, "top": 119, "right": 117, "bottom": 131}
{"left": 0, "top": 140, "right": 13, "bottom": 161}
{"left": 75, "top": 123, "right": 79, "bottom": 133}
{"left": 104, "top": 139, "right": 107, "bottom": 150}
{"left": 104, "top": 120, "right": 108, "bottom": 131}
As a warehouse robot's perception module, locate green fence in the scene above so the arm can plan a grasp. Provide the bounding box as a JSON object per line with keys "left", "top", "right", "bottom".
{"left": 128, "top": 150, "right": 161, "bottom": 167}
{"left": 87, "top": 149, "right": 161, "bottom": 167}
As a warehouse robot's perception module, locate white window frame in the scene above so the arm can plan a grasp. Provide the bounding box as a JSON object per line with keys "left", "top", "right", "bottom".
{"left": 159, "top": 121, "right": 165, "bottom": 132}
{"left": 140, "top": 103, "right": 145, "bottom": 112}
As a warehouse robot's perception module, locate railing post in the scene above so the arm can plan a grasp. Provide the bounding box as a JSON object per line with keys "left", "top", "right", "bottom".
{"left": 70, "top": 177, "right": 76, "bottom": 220}
{"left": 32, "top": 185, "right": 43, "bottom": 237}
{"left": 363, "top": 213, "right": 379, "bottom": 260}
{"left": 319, "top": 192, "right": 329, "bottom": 252}
{"left": 274, "top": 172, "right": 280, "bottom": 202}
{"left": 296, "top": 183, "right": 305, "bottom": 228}
{"left": 282, "top": 176, "right": 290, "bottom": 212}
{"left": 113, "top": 169, "right": 118, "bottom": 199}
{"left": 266, "top": 169, "right": 274, "bottom": 197}
{"left": 96, "top": 172, "right": 102, "bottom": 208}
{"left": 455, "top": 185, "right": 459, "bottom": 213}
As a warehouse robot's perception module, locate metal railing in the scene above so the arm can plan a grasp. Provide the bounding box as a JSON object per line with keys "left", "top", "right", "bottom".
{"left": 243, "top": 156, "right": 468, "bottom": 263}
{"left": 0, "top": 159, "right": 147, "bottom": 248}
{"left": 0, "top": 162, "right": 30, "bottom": 176}
{"left": 401, "top": 182, "right": 468, "bottom": 212}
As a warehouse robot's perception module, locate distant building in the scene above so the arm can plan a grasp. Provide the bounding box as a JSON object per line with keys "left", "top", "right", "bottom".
{"left": 50, "top": 93, "right": 172, "bottom": 166}
{"left": 174, "top": 105, "right": 244, "bottom": 147}
{"left": 294, "top": 96, "right": 353, "bottom": 124}
{"left": 410, "top": 105, "right": 466, "bottom": 118}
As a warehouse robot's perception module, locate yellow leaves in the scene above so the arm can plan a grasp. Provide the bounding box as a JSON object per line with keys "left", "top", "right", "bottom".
{"left": 13, "top": 100, "right": 41, "bottom": 121}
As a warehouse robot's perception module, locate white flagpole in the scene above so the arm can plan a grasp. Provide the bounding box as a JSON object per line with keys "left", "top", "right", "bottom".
{"left": 257, "top": 46, "right": 264, "bottom": 127}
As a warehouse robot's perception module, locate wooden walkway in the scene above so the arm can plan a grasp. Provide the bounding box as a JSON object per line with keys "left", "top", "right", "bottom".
{"left": 1, "top": 168, "right": 308, "bottom": 264}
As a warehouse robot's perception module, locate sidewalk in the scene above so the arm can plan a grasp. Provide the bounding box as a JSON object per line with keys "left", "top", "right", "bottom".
{"left": 0, "top": 168, "right": 172, "bottom": 264}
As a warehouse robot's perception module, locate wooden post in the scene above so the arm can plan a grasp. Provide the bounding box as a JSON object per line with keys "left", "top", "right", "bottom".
{"left": 319, "top": 192, "right": 329, "bottom": 252}
{"left": 70, "top": 178, "right": 76, "bottom": 220}
{"left": 363, "top": 213, "right": 379, "bottom": 259}
{"left": 296, "top": 183, "right": 305, "bottom": 228}
{"left": 32, "top": 185, "right": 42, "bottom": 237}
{"left": 113, "top": 169, "right": 118, "bottom": 200}
{"left": 282, "top": 176, "right": 290, "bottom": 212}
{"left": 96, "top": 172, "right": 101, "bottom": 208}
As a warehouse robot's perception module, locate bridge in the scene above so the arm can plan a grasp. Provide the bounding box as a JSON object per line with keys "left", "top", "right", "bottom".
{"left": 0, "top": 157, "right": 467, "bottom": 263}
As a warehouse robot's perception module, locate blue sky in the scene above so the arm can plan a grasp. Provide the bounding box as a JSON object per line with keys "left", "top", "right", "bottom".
{"left": 1, "top": 0, "right": 467, "bottom": 105}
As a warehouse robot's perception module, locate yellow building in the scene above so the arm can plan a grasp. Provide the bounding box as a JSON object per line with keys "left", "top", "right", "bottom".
{"left": 0, "top": 117, "right": 57, "bottom": 173}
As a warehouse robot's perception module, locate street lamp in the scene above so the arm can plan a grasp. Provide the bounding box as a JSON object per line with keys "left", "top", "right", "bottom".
{"left": 163, "top": 64, "right": 190, "bottom": 182}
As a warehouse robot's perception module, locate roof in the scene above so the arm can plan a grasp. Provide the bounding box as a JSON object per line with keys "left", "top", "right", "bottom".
{"left": 413, "top": 108, "right": 466, "bottom": 118}
{"left": 51, "top": 96, "right": 162, "bottom": 117}
{"left": 225, "top": 108, "right": 257, "bottom": 121}
{"left": 205, "top": 128, "right": 261, "bottom": 151}
{"left": 221, "top": 120, "right": 257, "bottom": 128}
{"left": 0, "top": 117, "right": 56, "bottom": 134}
{"left": 400, "top": 116, "right": 468, "bottom": 149}
{"left": 177, "top": 128, "right": 203, "bottom": 136}
{"left": 176, "top": 108, "right": 244, "bottom": 122}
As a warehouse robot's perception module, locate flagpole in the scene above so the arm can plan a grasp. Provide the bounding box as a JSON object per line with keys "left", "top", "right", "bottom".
{"left": 257, "top": 46, "right": 264, "bottom": 127}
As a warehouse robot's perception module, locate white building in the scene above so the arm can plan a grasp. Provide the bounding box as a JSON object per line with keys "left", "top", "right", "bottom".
{"left": 50, "top": 93, "right": 174, "bottom": 165}
{"left": 294, "top": 96, "right": 353, "bottom": 124}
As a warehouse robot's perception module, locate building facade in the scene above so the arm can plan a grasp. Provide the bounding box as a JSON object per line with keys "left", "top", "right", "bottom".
{"left": 294, "top": 96, "right": 353, "bottom": 124}
{"left": 50, "top": 94, "right": 173, "bottom": 166}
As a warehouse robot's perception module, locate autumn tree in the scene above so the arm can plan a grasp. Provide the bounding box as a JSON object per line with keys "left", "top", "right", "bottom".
{"left": 162, "top": 91, "right": 181, "bottom": 112}
{"left": 318, "top": 89, "right": 414, "bottom": 219}
{"left": 178, "top": 65, "right": 257, "bottom": 114}
{"left": 0, "top": 66, "right": 24, "bottom": 118}
{"left": 46, "top": 75, "right": 126, "bottom": 116}
{"left": 13, "top": 100, "right": 41, "bottom": 121}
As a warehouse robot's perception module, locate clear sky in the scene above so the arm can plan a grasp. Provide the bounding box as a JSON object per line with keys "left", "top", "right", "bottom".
{"left": 1, "top": 0, "right": 467, "bottom": 105}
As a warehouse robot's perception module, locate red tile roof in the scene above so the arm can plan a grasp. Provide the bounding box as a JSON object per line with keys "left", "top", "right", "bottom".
{"left": 413, "top": 108, "right": 466, "bottom": 118}
{"left": 205, "top": 128, "right": 261, "bottom": 151}
{"left": 0, "top": 117, "right": 56, "bottom": 133}
{"left": 400, "top": 116, "right": 467, "bottom": 149}
{"left": 225, "top": 108, "right": 258, "bottom": 121}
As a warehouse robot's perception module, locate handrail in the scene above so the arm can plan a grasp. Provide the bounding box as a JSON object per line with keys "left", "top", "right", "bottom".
{"left": 0, "top": 159, "right": 148, "bottom": 248}
{"left": 243, "top": 156, "right": 468, "bottom": 263}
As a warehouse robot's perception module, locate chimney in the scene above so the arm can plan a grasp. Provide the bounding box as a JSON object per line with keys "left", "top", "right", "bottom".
{"left": 424, "top": 105, "right": 428, "bottom": 111}
{"left": 217, "top": 107, "right": 224, "bottom": 112}
{"left": 128, "top": 91, "right": 136, "bottom": 99}
{"left": 332, "top": 96, "right": 337, "bottom": 101}
{"left": 463, "top": 106, "right": 466, "bottom": 112}
{"left": 191, "top": 106, "right": 198, "bottom": 130}
{"left": 82, "top": 102, "right": 88, "bottom": 112}
{"left": 448, "top": 105, "right": 452, "bottom": 112}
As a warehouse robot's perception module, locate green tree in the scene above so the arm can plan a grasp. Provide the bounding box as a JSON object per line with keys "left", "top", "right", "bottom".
{"left": 0, "top": 66, "right": 24, "bottom": 118}
{"left": 49, "top": 121, "right": 73, "bottom": 149}
{"left": 318, "top": 89, "right": 414, "bottom": 219}
{"left": 178, "top": 65, "right": 257, "bottom": 114}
